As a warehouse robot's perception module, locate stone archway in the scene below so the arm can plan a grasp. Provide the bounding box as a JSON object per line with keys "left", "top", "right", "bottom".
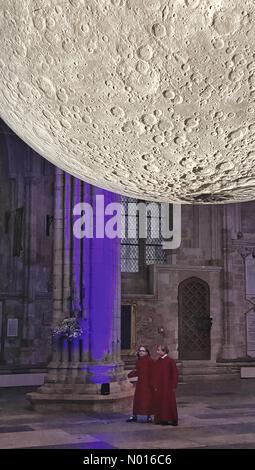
{"left": 178, "top": 277, "right": 212, "bottom": 360}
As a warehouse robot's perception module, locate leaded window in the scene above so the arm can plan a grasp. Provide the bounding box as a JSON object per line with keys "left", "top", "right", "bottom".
{"left": 121, "top": 197, "right": 171, "bottom": 272}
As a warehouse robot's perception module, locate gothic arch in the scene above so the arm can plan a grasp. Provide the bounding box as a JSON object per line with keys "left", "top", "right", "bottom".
{"left": 178, "top": 277, "right": 211, "bottom": 360}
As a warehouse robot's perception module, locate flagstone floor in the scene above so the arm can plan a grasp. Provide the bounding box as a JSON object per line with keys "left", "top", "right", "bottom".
{"left": 0, "top": 379, "right": 255, "bottom": 449}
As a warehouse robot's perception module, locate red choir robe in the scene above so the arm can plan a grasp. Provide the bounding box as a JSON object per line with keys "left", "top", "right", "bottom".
{"left": 128, "top": 355, "right": 154, "bottom": 415}
{"left": 153, "top": 355, "right": 178, "bottom": 424}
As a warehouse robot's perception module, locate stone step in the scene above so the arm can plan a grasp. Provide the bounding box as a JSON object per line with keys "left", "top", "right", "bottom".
{"left": 241, "top": 366, "right": 255, "bottom": 378}
{"left": 178, "top": 360, "right": 240, "bottom": 382}
{"left": 124, "top": 360, "right": 241, "bottom": 381}
{"left": 125, "top": 365, "right": 136, "bottom": 371}
{"left": 181, "top": 367, "right": 239, "bottom": 375}
{"left": 123, "top": 357, "right": 136, "bottom": 370}
{"left": 179, "top": 373, "right": 239, "bottom": 383}
{"left": 180, "top": 360, "right": 218, "bottom": 366}
{"left": 0, "top": 373, "right": 46, "bottom": 387}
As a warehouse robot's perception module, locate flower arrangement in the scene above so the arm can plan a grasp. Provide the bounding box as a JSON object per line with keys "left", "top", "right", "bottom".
{"left": 52, "top": 317, "right": 83, "bottom": 341}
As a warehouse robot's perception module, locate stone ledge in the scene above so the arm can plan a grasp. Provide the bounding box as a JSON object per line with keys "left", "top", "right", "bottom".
{"left": 0, "top": 364, "right": 47, "bottom": 372}
{"left": 240, "top": 367, "right": 255, "bottom": 378}
{"left": 27, "top": 390, "right": 134, "bottom": 413}
{"left": 0, "top": 373, "right": 46, "bottom": 387}
{"left": 154, "top": 264, "right": 223, "bottom": 273}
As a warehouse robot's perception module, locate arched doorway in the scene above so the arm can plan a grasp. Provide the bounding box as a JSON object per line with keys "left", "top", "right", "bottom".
{"left": 178, "top": 277, "right": 212, "bottom": 360}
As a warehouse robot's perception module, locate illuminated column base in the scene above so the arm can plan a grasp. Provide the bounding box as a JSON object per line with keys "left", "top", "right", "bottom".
{"left": 27, "top": 387, "right": 133, "bottom": 414}
{"left": 27, "top": 361, "right": 134, "bottom": 413}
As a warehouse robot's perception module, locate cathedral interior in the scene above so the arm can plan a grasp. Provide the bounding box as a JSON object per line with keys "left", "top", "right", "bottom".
{"left": 2, "top": 0, "right": 255, "bottom": 451}
{"left": 1, "top": 118, "right": 255, "bottom": 448}
{"left": 1, "top": 117, "right": 255, "bottom": 378}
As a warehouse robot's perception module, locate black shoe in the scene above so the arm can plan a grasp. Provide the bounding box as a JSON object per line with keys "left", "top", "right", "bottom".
{"left": 126, "top": 416, "right": 137, "bottom": 422}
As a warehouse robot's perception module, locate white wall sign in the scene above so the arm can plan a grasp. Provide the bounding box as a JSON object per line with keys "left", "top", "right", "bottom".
{"left": 245, "top": 254, "right": 255, "bottom": 304}
{"left": 7, "top": 318, "right": 18, "bottom": 338}
{"left": 247, "top": 309, "right": 255, "bottom": 358}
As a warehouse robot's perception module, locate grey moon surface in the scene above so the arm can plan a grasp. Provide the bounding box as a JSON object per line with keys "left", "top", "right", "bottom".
{"left": 0, "top": 0, "right": 255, "bottom": 203}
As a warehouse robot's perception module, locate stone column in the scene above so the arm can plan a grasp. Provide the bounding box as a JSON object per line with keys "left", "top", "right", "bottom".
{"left": 69, "top": 176, "right": 81, "bottom": 383}
{"left": 210, "top": 204, "right": 222, "bottom": 264}
{"left": 27, "top": 173, "right": 133, "bottom": 412}
{"left": 21, "top": 169, "right": 41, "bottom": 364}
{"left": 46, "top": 167, "right": 64, "bottom": 383}
{"left": 220, "top": 204, "right": 237, "bottom": 359}
{"left": 86, "top": 186, "right": 124, "bottom": 387}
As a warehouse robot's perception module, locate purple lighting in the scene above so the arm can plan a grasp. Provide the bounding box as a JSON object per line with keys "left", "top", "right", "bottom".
{"left": 71, "top": 183, "right": 121, "bottom": 383}
{"left": 81, "top": 182, "right": 92, "bottom": 360}
{"left": 89, "top": 187, "right": 121, "bottom": 363}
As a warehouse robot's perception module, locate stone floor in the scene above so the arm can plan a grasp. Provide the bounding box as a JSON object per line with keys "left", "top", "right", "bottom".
{"left": 0, "top": 379, "right": 255, "bottom": 449}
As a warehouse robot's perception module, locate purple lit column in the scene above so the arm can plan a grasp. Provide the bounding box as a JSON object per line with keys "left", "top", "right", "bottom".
{"left": 49, "top": 178, "right": 124, "bottom": 385}
{"left": 86, "top": 186, "right": 122, "bottom": 384}
{"left": 70, "top": 176, "right": 81, "bottom": 382}
{"left": 59, "top": 172, "right": 72, "bottom": 382}
{"left": 28, "top": 173, "right": 133, "bottom": 411}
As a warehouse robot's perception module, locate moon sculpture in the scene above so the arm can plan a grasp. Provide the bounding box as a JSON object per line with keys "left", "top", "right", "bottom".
{"left": 0, "top": 0, "right": 255, "bottom": 203}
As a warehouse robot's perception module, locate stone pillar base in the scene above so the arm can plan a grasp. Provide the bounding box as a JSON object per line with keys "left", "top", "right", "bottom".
{"left": 27, "top": 379, "right": 134, "bottom": 413}
{"left": 27, "top": 388, "right": 134, "bottom": 413}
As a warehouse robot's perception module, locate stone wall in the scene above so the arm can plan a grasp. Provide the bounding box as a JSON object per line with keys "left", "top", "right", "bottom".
{"left": 122, "top": 203, "right": 255, "bottom": 364}
{"left": 122, "top": 265, "right": 222, "bottom": 361}
{"left": 0, "top": 120, "right": 54, "bottom": 367}
{"left": 1, "top": 119, "right": 255, "bottom": 371}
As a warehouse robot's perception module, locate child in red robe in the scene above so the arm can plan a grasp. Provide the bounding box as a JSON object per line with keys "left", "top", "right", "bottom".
{"left": 126, "top": 346, "right": 154, "bottom": 423}
{"left": 153, "top": 344, "right": 178, "bottom": 426}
